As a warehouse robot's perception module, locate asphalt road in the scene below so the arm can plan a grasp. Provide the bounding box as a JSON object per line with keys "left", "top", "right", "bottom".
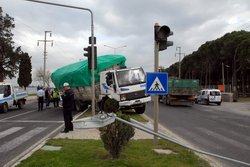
{"left": 145, "top": 101, "right": 250, "bottom": 167}
{"left": 0, "top": 98, "right": 68, "bottom": 167}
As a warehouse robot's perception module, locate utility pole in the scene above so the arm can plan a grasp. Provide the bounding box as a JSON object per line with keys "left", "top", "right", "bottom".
{"left": 37, "top": 31, "right": 53, "bottom": 87}
{"left": 175, "top": 47, "right": 185, "bottom": 79}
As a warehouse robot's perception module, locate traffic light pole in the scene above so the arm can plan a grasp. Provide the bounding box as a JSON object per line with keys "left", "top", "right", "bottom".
{"left": 24, "top": 0, "right": 96, "bottom": 116}
{"left": 154, "top": 23, "right": 160, "bottom": 145}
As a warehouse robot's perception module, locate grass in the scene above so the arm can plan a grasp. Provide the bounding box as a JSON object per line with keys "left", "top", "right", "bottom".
{"left": 238, "top": 97, "right": 250, "bottom": 102}
{"left": 17, "top": 139, "right": 210, "bottom": 167}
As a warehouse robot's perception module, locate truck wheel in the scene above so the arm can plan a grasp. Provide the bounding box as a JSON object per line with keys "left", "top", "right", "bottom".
{"left": 135, "top": 104, "right": 145, "bottom": 114}
{"left": 18, "top": 100, "right": 24, "bottom": 109}
{"left": 2, "top": 103, "right": 8, "bottom": 113}
{"left": 162, "top": 96, "right": 167, "bottom": 105}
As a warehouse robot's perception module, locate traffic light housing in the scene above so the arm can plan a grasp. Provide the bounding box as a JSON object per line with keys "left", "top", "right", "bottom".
{"left": 84, "top": 46, "right": 91, "bottom": 58}
{"left": 155, "top": 24, "right": 173, "bottom": 51}
{"left": 83, "top": 46, "right": 97, "bottom": 69}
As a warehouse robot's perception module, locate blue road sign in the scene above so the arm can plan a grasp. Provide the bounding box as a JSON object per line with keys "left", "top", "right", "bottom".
{"left": 146, "top": 72, "right": 168, "bottom": 95}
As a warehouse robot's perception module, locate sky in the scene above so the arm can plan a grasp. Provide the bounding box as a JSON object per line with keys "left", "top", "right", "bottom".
{"left": 1, "top": 0, "right": 250, "bottom": 86}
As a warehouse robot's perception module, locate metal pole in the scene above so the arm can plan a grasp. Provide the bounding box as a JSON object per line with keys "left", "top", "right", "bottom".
{"left": 154, "top": 23, "right": 159, "bottom": 145}
{"left": 222, "top": 62, "right": 225, "bottom": 91}
{"left": 43, "top": 31, "right": 47, "bottom": 88}
{"left": 176, "top": 46, "right": 181, "bottom": 79}
{"left": 24, "top": 0, "right": 95, "bottom": 115}
{"left": 90, "top": 13, "right": 95, "bottom": 116}
{"left": 38, "top": 30, "right": 53, "bottom": 88}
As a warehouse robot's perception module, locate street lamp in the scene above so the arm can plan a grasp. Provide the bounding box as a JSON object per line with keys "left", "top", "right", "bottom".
{"left": 104, "top": 45, "right": 127, "bottom": 54}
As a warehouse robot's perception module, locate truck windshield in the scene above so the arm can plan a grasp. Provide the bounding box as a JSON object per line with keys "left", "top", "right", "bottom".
{"left": 116, "top": 68, "right": 146, "bottom": 87}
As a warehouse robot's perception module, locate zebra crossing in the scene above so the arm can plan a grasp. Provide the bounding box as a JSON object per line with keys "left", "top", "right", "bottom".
{"left": 0, "top": 126, "right": 47, "bottom": 153}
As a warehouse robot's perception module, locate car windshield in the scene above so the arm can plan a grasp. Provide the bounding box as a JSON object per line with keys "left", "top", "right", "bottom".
{"left": 116, "top": 68, "right": 146, "bottom": 87}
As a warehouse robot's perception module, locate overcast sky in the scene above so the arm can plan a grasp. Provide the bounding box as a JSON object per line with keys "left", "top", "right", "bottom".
{"left": 1, "top": 0, "right": 250, "bottom": 86}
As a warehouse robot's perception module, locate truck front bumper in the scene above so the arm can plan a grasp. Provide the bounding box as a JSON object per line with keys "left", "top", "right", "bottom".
{"left": 119, "top": 96, "right": 151, "bottom": 107}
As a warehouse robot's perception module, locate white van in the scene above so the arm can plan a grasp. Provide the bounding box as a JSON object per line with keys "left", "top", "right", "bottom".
{"left": 195, "top": 89, "right": 222, "bottom": 105}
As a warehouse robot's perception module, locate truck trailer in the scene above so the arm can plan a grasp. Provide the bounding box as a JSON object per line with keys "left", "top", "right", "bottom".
{"left": 51, "top": 54, "right": 151, "bottom": 114}
{"left": 159, "top": 79, "right": 199, "bottom": 106}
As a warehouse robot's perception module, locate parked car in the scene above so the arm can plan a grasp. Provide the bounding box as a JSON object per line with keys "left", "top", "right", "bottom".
{"left": 195, "top": 89, "right": 222, "bottom": 105}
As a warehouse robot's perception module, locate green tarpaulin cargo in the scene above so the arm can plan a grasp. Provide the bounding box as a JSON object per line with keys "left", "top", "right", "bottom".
{"left": 51, "top": 54, "right": 126, "bottom": 88}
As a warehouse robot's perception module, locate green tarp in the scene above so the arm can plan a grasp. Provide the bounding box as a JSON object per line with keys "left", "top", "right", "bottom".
{"left": 51, "top": 54, "right": 126, "bottom": 88}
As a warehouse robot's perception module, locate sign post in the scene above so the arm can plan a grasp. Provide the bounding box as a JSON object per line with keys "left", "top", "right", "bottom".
{"left": 152, "top": 22, "right": 173, "bottom": 145}
{"left": 146, "top": 72, "right": 168, "bottom": 145}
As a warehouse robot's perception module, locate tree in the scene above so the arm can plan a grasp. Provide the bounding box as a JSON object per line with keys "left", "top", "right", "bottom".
{"left": 18, "top": 52, "right": 32, "bottom": 89}
{"left": 165, "top": 30, "right": 250, "bottom": 96}
{"left": 0, "top": 7, "right": 20, "bottom": 81}
{"left": 35, "top": 67, "right": 51, "bottom": 87}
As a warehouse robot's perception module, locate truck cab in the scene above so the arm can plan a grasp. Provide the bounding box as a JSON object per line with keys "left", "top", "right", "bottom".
{"left": 0, "top": 83, "right": 28, "bottom": 113}
{"left": 100, "top": 67, "right": 151, "bottom": 114}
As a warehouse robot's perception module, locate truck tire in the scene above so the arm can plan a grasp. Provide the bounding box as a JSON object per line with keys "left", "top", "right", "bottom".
{"left": 18, "top": 100, "right": 24, "bottom": 109}
{"left": 162, "top": 95, "right": 167, "bottom": 105}
{"left": 2, "top": 103, "right": 8, "bottom": 113}
{"left": 135, "top": 104, "right": 145, "bottom": 114}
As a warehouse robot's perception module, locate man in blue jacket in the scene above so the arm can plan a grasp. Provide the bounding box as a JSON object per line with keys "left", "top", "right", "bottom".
{"left": 61, "top": 82, "right": 74, "bottom": 133}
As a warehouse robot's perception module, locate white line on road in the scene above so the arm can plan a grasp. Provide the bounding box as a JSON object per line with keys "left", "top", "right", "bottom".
{"left": 198, "top": 127, "right": 250, "bottom": 150}
{"left": 0, "top": 120, "right": 63, "bottom": 123}
{"left": 0, "top": 127, "right": 47, "bottom": 153}
{"left": 175, "top": 127, "right": 223, "bottom": 150}
{"left": 0, "top": 110, "right": 36, "bottom": 122}
{"left": 0, "top": 127, "right": 24, "bottom": 139}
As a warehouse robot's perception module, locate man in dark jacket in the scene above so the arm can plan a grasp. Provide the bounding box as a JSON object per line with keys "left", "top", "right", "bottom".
{"left": 61, "top": 82, "right": 74, "bottom": 133}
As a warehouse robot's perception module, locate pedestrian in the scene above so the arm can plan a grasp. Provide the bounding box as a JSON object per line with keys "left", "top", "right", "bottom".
{"left": 37, "top": 87, "right": 45, "bottom": 111}
{"left": 51, "top": 88, "right": 60, "bottom": 107}
{"left": 45, "top": 88, "right": 51, "bottom": 108}
{"left": 61, "top": 82, "right": 74, "bottom": 133}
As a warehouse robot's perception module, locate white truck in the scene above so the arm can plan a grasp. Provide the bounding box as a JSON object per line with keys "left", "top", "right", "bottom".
{"left": 51, "top": 54, "right": 151, "bottom": 114}
{"left": 0, "top": 82, "right": 28, "bottom": 113}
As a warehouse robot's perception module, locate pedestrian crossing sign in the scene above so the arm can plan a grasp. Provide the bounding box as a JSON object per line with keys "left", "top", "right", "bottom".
{"left": 146, "top": 72, "right": 168, "bottom": 95}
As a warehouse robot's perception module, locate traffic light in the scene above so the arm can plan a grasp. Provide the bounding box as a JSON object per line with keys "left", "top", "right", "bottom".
{"left": 84, "top": 46, "right": 91, "bottom": 58}
{"left": 154, "top": 24, "right": 173, "bottom": 51}
{"left": 83, "top": 46, "right": 97, "bottom": 69}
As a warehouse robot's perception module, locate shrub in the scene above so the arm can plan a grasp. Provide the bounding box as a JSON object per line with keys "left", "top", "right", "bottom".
{"left": 99, "top": 111, "right": 135, "bottom": 159}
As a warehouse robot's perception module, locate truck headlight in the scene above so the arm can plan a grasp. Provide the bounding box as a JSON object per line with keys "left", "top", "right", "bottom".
{"left": 120, "top": 94, "right": 126, "bottom": 101}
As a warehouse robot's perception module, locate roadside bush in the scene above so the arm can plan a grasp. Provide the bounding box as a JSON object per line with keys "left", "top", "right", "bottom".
{"left": 103, "top": 98, "right": 119, "bottom": 113}
{"left": 99, "top": 111, "right": 135, "bottom": 159}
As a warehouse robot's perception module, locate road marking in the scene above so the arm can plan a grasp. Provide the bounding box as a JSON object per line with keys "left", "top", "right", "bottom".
{"left": 0, "top": 120, "right": 63, "bottom": 123}
{"left": 0, "top": 127, "right": 24, "bottom": 139}
{"left": 175, "top": 127, "right": 223, "bottom": 150}
{"left": 198, "top": 128, "right": 250, "bottom": 150}
{"left": 0, "top": 127, "right": 47, "bottom": 153}
{"left": 0, "top": 110, "right": 36, "bottom": 121}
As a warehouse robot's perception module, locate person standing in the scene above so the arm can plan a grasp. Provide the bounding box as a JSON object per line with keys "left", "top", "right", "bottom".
{"left": 61, "top": 82, "right": 74, "bottom": 133}
{"left": 37, "top": 87, "right": 45, "bottom": 111}
{"left": 45, "top": 88, "right": 51, "bottom": 108}
{"left": 51, "top": 88, "right": 60, "bottom": 107}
